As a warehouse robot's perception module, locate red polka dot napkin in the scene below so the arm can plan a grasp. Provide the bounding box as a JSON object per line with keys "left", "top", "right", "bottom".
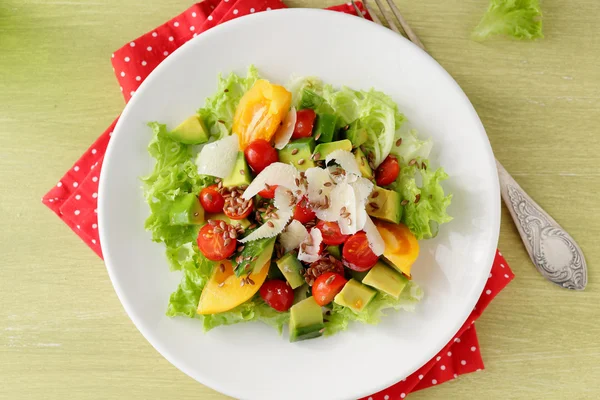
{"left": 42, "top": 1, "right": 515, "bottom": 398}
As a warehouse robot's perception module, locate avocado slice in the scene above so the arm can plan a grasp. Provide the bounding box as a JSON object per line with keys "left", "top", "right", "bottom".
{"left": 362, "top": 261, "right": 408, "bottom": 299}
{"left": 169, "top": 193, "right": 205, "bottom": 225}
{"left": 354, "top": 148, "right": 373, "bottom": 179}
{"left": 169, "top": 115, "right": 210, "bottom": 145}
{"left": 326, "top": 245, "right": 341, "bottom": 260}
{"left": 276, "top": 253, "right": 305, "bottom": 289}
{"left": 314, "top": 113, "right": 338, "bottom": 143}
{"left": 293, "top": 284, "right": 311, "bottom": 305}
{"left": 313, "top": 139, "right": 352, "bottom": 160}
{"left": 206, "top": 212, "right": 251, "bottom": 230}
{"left": 289, "top": 297, "right": 325, "bottom": 342}
{"left": 222, "top": 152, "right": 251, "bottom": 188}
{"left": 234, "top": 237, "right": 276, "bottom": 276}
{"left": 342, "top": 120, "right": 367, "bottom": 148}
{"left": 366, "top": 186, "right": 403, "bottom": 224}
{"left": 278, "top": 137, "right": 316, "bottom": 171}
{"left": 334, "top": 279, "right": 376, "bottom": 313}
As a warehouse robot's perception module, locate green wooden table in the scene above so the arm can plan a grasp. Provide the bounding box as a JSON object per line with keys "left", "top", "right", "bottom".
{"left": 2, "top": 0, "right": 599, "bottom": 398}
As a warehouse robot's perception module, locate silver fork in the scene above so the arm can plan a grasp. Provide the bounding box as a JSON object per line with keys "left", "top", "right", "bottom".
{"left": 351, "top": 0, "right": 588, "bottom": 290}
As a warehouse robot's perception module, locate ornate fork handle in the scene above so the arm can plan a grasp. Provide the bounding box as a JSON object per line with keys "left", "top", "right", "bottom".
{"left": 496, "top": 161, "right": 587, "bottom": 290}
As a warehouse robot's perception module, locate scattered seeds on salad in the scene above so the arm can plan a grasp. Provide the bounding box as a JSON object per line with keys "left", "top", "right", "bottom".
{"left": 396, "top": 138, "right": 403, "bottom": 147}
{"left": 414, "top": 194, "right": 421, "bottom": 203}
{"left": 297, "top": 158, "right": 305, "bottom": 165}
{"left": 291, "top": 148, "right": 299, "bottom": 155}
{"left": 267, "top": 221, "right": 275, "bottom": 228}
{"left": 371, "top": 191, "right": 380, "bottom": 198}
{"left": 409, "top": 158, "right": 417, "bottom": 166}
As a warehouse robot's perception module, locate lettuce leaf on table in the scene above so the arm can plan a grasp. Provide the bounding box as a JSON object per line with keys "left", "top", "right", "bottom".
{"left": 472, "top": 0, "right": 543, "bottom": 41}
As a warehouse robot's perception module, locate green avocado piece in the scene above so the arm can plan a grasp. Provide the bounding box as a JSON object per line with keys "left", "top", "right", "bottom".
{"left": 314, "top": 113, "right": 338, "bottom": 143}
{"left": 366, "top": 186, "right": 403, "bottom": 224}
{"left": 289, "top": 297, "right": 324, "bottom": 342}
{"left": 363, "top": 261, "right": 409, "bottom": 299}
{"left": 293, "top": 284, "right": 311, "bottom": 304}
{"left": 169, "top": 193, "right": 205, "bottom": 225}
{"left": 207, "top": 212, "right": 251, "bottom": 230}
{"left": 222, "top": 152, "right": 251, "bottom": 188}
{"left": 333, "top": 279, "right": 376, "bottom": 313}
{"left": 276, "top": 253, "right": 306, "bottom": 289}
{"left": 169, "top": 115, "right": 209, "bottom": 145}
{"left": 278, "top": 137, "right": 316, "bottom": 171}
{"left": 326, "top": 245, "right": 341, "bottom": 260}
{"left": 313, "top": 139, "right": 352, "bottom": 160}
{"left": 343, "top": 120, "right": 367, "bottom": 148}
{"left": 354, "top": 148, "right": 373, "bottom": 179}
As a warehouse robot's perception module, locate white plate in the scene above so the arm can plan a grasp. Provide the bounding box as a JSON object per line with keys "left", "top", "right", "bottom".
{"left": 99, "top": 9, "right": 499, "bottom": 400}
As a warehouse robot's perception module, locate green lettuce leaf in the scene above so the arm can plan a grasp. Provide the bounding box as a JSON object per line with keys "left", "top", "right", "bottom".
{"left": 142, "top": 123, "right": 215, "bottom": 261}
{"left": 324, "top": 281, "right": 424, "bottom": 335}
{"left": 198, "top": 65, "right": 259, "bottom": 140}
{"left": 472, "top": 0, "right": 543, "bottom": 41}
{"left": 166, "top": 252, "right": 216, "bottom": 317}
{"left": 199, "top": 297, "right": 290, "bottom": 334}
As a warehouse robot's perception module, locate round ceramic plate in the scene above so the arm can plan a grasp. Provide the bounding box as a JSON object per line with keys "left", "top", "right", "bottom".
{"left": 99, "top": 9, "right": 499, "bottom": 400}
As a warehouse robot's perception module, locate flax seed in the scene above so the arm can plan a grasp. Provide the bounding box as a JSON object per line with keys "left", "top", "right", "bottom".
{"left": 396, "top": 138, "right": 402, "bottom": 147}
{"left": 295, "top": 178, "right": 300, "bottom": 186}
{"left": 218, "top": 282, "right": 225, "bottom": 288}
{"left": 371, "top": 191, "right": 379, "bottom": 198}
{"left": 297, "top": 158, "right": 305, "bottom": 165}
{"left": 324, "top": 182, "right": 332, "bottom": 187}
{"left": 313, "top": 152, "right": 321, "bottom": 161}
{"left": 401, "top": 199, "right": 409, "bottom": 206}
{"left": 208, "top": 219, "right": 216, "bottom": 226}
{"left": 315, "top": 133, "right": 321, "bottom": 141}
{"left": 369, "top": 202, "right": 380, "bottom": 210}
{"left": 408, "top": 159, "right": 417, "bottom": 166}
{"left": 219, "top": 263, "right": 225, "bottom": 273}
{"left": 414, "top": 194, "right": 421, "bottom": 203}
{"left": 325, "top": 275, "right": 335, "bottom": 285}
{"left": 291, "top": 148, "right": 299, "bottom": 155}
{"left": 267, "top": 221, "right": 274, "bottom": 228}
{"left": 223, "top": 238, "right": 231, "bottom": 247}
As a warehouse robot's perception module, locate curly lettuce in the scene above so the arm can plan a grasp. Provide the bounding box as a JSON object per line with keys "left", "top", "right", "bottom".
{"left": 198, "top": 65, "right": 259, "bottom": 140}
{"left": 472, "top": 0, "right": 543, "bottom": 41}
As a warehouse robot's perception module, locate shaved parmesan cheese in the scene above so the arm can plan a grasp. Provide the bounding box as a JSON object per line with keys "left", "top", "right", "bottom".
{"left": 273, "top": 185, "right": 297, "bottom": 212}
{"left": 351, "top": 177, "right": 374, "bottom": 231}
{"left": 363, "top": 216, "right": 385, "bottom": 256}
{"left": 274, "top": 107, "right": 297, "bottom": 150}
{"left": 326, "top": 149, "right": 361, "bottom": 177}
{"left": 305, "top": 167, "right": 334, "bottom": 204}
{"left": 279, "top": 220, "right": 309, "bottom": 253}
{"left": 297, "top": 228, "right": 323, "bottom": 263}
{"left": 242, "top": 163, "right": 303, "bottom": 200}
{"left": 195, "top": 134, "right": 239, "bottom": 178}
{"left": 238, "top": 210, "right": 292, "bottom": 243}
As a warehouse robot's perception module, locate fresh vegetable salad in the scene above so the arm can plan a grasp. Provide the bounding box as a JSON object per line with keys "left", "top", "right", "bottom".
{"left": 143, "top": 66, "right": 452, "bottom": 342}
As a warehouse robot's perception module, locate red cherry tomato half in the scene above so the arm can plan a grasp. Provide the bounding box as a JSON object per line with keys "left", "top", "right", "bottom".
{"left": 316, "top": 220, "right": 349, "bottom": 246}
{"left": 291, "top": 109, "right": 316, "bottom": 140}
{"left": 197, "top": 220, "right": 237, "bottom": 261}
{"left": 244, "top": 139, "right": 279, "bottom": 173}
{"left": 293, "top": 200, "right": 316, "bottom": 224}
{"left": 199, "top": 185, "right": 225, "bottom": 213}
{"left": 312, "top": 272, "right": 348, "bottom": 306}
{"left": 223, "top": 200, "right": 253, "bottom": 220}
{"left": 342, "top": 232, "right": 379, "bottom": 271}
{"left": 375, "top": 155, "right": 400, "bottom": 186}
{"left": 260, "top": 280, "right": 294, "bottom": 312}
{"left": 258, "top": 184, "right": 278, "bottom": 199}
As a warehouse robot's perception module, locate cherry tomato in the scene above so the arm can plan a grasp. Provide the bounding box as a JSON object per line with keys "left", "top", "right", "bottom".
{"left": 293, "top": 200, "right": 316, "bottom": 224}
{"left": 291, "top": 109, "right": 316, "bottom": 139}
{"left": 244, "top": 139, "right": 279, "bottom": 173}
{"left": 197, "top": 220, "right": 237, "bottom": 261}
{"left": 199, "top": 185, "right": 225, "bottom": 213}
{"left": 316, "top": 220, "right": 349, "bottom": 246}
{"left": 258, "top": 184, "right": 278, "bottom": 199}
{"left": 342, "top": 232, "right": 379, "bottom": 271}
{"left": 260, "top": 280, "right": 294, "bottom": 312}
{"left": 312, "top": 272, "right": 348, "bottom": 306}
{"left": 375, "top": 155, "right": 400, "bottom": 186}
{"left": 223, "top": 199, "right": 253, "bottom": 220}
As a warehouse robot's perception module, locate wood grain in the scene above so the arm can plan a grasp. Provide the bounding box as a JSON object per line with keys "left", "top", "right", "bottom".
{"left": 1, "top": 0, "right": 598, "bottom": 399}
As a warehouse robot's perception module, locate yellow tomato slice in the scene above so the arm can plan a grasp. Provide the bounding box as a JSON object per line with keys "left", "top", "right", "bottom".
{"left": 197, "top": 259, "right": 269, "bottom": 315}
{"left": 374, "top": 220, "right": 419, "bottom": 277}
{"left": 233, "top": 79, "right": 292, "bottom": 149}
